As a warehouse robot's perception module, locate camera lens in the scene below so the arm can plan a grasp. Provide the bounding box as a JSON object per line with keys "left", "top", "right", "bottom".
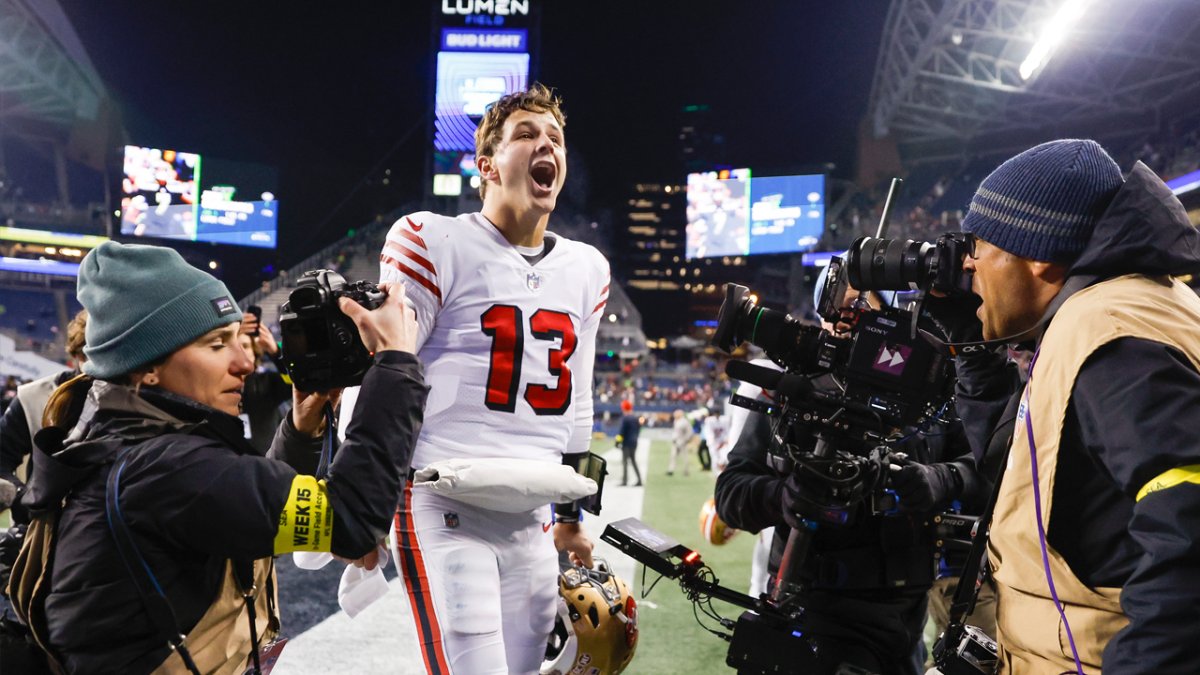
{"left": 846, "top": 236, "right": 935, "bottom": 291}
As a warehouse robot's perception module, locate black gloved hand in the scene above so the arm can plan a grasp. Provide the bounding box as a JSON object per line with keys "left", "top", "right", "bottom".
{"left": 780, "top": 473, "right": 810, "bottom": 530}
{"left": 889, "top": 461, "right": 960, "bottom": 513}
{"left": 780, "top": 455, "right": 878, "bottom": 529}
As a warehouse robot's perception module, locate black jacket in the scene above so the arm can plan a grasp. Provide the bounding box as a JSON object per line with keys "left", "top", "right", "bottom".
{"left": 955, "top": 163, "right": 1200, "bottom": 671}
{"left": 21, "top": 351, "right": 426, "bottom": 675}
{"left": 617, "top": 414, "right": 640, "bottom": 450}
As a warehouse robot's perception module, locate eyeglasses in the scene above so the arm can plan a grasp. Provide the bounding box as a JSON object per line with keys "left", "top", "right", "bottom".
{"left": 962, "top": 232, "right": 979, "bottom": 260}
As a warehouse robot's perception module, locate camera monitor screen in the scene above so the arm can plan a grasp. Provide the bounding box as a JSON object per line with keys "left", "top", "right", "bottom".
{"left": 686, "top": 170, "right": 826, "bottom": 259}
{"left": 120, "top": 145, "right": 278, "bottom": 249}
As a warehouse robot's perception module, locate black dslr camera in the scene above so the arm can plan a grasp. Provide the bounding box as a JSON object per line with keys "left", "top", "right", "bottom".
{"left": 278, "top": 269, "right": 385, "bottom": 392}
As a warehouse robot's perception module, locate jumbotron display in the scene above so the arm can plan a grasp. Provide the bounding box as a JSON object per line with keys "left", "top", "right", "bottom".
{"left": 119, "top": 145, "right": 279, "bottom": 249}
{"left": 686, "top": 169, "right": 825, "bottom": 259}
{"left": 432, "top": 27, "right": 530, "bottom": 196}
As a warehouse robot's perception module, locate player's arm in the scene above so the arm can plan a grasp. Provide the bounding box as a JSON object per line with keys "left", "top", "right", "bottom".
{"left": 379, "top": 211, "right": 445, "bottom": 351}
{"left": 335, "top": 211, "right": 446, "bottom": 439}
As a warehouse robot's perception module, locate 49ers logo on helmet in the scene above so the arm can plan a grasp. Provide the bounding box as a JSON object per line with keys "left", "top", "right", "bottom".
{"left": 623, "top": 596, "right": 638, "bottom": 647}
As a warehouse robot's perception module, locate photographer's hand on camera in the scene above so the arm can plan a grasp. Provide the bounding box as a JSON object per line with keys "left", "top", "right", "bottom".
{"left": 291, "top": 387, "right": 343, "bottom": 437}
{"left": 337, "top": 281, "right": 417, "bottom": 355}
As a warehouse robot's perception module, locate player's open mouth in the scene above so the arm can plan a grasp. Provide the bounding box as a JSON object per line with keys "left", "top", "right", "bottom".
{"left": 531, "top": 162, "right": 556, "bottom": 192}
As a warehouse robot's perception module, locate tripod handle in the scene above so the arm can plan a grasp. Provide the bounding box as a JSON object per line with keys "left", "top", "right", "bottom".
{"left": 768, "top": 520, "right": 817, "bottom": 606}
{"left": 767, "top": 436, "right": 834, "bottom": 607}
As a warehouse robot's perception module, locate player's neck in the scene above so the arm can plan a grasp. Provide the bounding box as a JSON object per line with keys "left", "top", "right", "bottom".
{"left": 481, "top": 201, "right": 550, "bottom": 247}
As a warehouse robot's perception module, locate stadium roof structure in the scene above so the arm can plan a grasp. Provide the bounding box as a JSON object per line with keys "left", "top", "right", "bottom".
{"left": 868, "top": 0, "right": 1200, "bottom": 161}
{"left": 0, "top": 0, "right": 108, "bottom": 130}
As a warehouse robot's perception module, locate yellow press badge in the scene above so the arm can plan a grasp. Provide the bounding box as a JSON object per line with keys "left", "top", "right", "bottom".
{"left": 274, "top": 475, "right": 334, "bottom": 554}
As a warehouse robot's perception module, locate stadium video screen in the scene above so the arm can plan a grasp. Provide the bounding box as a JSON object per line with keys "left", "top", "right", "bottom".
{"left": 433, "top": 49, "right": 529, "bottom": 189}
{"left": 120, "top": 145, "right": 278, "bottom": 249}
{"left": 434, "top": 51, "right": 529, "bottom": 153}
{"left": 686, "top": 169, "right": 750, "bottom": 259}
{"left": 686, "top": 170, "right": 825, "bottom": 259}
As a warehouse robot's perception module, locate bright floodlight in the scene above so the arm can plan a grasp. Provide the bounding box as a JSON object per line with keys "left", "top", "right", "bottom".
{"left": 1020, "top": 0, "right": 1093, "bottom": 81}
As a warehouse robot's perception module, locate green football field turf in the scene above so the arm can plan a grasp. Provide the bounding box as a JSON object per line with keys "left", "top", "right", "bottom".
{"left": 624, "top": 439, "right": 758, "bottom": 674}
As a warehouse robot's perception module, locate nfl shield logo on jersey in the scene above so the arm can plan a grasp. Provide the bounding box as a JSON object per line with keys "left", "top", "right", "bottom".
{"left": 526, "top": 271, "right": 543, "bottom": 292}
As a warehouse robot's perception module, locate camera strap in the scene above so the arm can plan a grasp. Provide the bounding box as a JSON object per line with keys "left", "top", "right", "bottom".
{"left": 107, "top": 447, "right": 273, "bottom": 675}
{"left": 315, "top": 401, "right": 337, "bottom": 478}
{"left": 943, "top": 389, "right": 1019, "bottom": 627}
{"left": 106, "top": 449, "right": 202, "bottom": 675}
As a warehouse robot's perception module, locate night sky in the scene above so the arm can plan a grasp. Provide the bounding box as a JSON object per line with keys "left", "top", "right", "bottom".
{"left": 59, "top": 1, "right": 889, "bottom": 277}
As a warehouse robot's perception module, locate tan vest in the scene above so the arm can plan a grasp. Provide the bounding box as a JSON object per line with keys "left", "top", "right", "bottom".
{"left": 15, "top": 374, "right": 59, "bottom": 481}
{"left": 152, "top": 558, "right": 279, "bottom": 675}
{"left": 990, "top": 274, "right": 1200, "bottom": 674}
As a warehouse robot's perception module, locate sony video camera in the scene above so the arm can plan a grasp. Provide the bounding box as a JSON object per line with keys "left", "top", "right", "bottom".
{"left": 713, "top": 256, "right": 955, "bottom": 436}
{"left": 278, "top": 269, "right": 385, "bottom": 392}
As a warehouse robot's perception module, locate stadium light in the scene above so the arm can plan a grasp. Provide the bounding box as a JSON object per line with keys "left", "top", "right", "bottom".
{"left": 1020, "top": 0, "right": 1093, "bottom": 81}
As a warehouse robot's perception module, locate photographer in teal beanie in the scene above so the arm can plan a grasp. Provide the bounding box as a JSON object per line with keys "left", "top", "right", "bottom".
{"left": 11, "top": 241, "right": 429, "bottom": 674}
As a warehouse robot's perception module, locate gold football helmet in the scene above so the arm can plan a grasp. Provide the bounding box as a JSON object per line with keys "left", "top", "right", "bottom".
{"left": 699, "top": 497, "right": 738, "bottom": 546}
{"left": 541, "top": 559, "right": 638, "bottom": 675}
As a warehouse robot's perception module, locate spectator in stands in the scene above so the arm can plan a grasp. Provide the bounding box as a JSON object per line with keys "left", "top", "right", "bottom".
{"left": 668, "top": 408, "right": 693, "bottom": 477}
{"left": 11, "top": 242, "right": 426, "bottom": 674}
{"left": 2, "top": 376, "right": 19, "bottom": 412}
{"left": 237, "top": 312, "right": 292, "bottom": 455}
{"left": 616, "top": 399, "right": 642, "bottom": 487}
{"left": 946, "top": 139, "right": 1200, "bottom": 672}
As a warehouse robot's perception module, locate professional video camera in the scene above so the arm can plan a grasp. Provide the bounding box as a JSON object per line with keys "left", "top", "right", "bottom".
{"left": 602, "top": 180, "right": 994, "bottom": 674}
{"left": 278, "top": 269, "right": 385, "bottom": 392}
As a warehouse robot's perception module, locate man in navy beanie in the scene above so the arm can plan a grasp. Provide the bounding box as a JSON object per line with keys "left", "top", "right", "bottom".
{"left": 950, "top": 139, "right": 1200, "bottom": 672}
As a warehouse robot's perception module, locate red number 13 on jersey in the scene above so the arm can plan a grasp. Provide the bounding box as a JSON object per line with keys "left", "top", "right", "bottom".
{"left": 481, "top": 305, "right": 577, "bottom": 415}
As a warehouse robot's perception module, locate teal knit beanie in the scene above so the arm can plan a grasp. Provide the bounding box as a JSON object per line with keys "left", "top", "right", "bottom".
{"left": 961, "top": 139, "right": 1123, "bottom": 263}
{"left": 78, "top": 241, "right": 242, "bottom": 379}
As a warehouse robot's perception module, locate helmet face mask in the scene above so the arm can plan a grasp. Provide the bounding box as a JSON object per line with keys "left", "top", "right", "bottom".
{"left": 541, "top": 559, "right": 639, "bottom": 675}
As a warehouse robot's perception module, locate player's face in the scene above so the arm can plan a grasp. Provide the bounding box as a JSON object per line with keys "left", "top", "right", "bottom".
{"left": 485, "top": 110, "right": 567, "bottom": 215}
{"left": 146, "top": 323, "right": 253, "bottom": 416}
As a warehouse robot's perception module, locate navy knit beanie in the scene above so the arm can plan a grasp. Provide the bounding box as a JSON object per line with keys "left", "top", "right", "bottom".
{"left": 78, "top": 241, "right": 242, "bottom": 379}
{"left": 961, "top": 139, "right": 1123, "bottom": 263}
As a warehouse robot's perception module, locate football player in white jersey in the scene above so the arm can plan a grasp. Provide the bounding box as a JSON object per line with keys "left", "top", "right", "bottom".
{"left": 345, "top": 84, "right": 608, "bottom": 675}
